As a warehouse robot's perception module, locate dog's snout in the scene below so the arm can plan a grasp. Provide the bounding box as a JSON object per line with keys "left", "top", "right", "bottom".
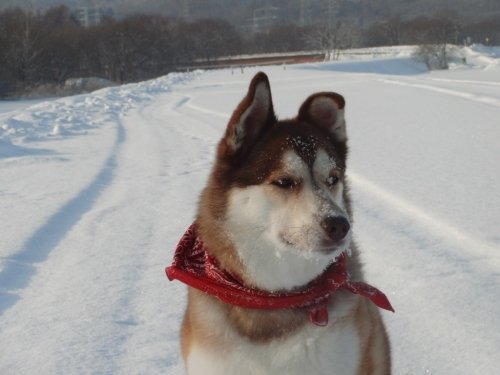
{"left": 320, "top": 216, "right": 350, "bottom": 242}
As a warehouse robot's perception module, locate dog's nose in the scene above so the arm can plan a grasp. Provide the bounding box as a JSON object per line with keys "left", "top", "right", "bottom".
{"left": 320, "top": 216, "right": 350, "bottom": 242}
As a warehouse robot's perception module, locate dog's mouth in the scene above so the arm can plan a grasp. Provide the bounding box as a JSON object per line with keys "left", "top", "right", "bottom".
{"left": 317, "top": 236, "right": 350, "bottom": 254}
{"left": 279, "top": 232, "right": 350, "bottom": 255}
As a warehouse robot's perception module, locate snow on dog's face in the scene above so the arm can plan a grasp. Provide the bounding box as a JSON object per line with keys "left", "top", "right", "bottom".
{"left": 198, "top": 72, "right": 351, "bottom": 292}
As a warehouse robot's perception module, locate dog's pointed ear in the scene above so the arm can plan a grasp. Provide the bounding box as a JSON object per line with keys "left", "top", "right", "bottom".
{"left": 297, "top": 92, "right": 346, "bottom": 142}
{"left": 219, "top": 72, "right": 275, "bottom": 158}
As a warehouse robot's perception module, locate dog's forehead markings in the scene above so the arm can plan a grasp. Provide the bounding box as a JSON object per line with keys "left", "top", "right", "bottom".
{"left": 287, "top": 134, "right": 318, "bottom": 147}
{"left": 285, "top": 135, "right": 320, "bottom": 163}
{"left": 282, "top": 149, "right": 308, "bottom": 174}
{"left": 314, "top": 149, "right": 337, "bottom": 175}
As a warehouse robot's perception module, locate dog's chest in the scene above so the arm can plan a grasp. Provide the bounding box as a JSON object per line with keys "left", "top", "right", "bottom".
{"left": 187, "top": 317, "right": 360, "bottom": 375}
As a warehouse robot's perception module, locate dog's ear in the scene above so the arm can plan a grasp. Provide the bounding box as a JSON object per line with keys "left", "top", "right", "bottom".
{"left": 297, "top": 92, "right": 346, "bottom": 142}
{"left": 219, "top": 72, "right": 275, "bottom": 158}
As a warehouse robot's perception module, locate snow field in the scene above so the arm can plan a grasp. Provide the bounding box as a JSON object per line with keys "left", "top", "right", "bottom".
{"left": 1, "top": 45, "right": 499, "bottom": 374}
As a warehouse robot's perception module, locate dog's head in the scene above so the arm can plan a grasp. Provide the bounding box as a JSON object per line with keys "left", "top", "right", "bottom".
{"left": 198, "top": 72, "right": 352, "bottom": 291}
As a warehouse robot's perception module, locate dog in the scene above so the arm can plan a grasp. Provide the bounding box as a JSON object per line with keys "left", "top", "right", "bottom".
{"left": 167, "top": 72, "right": 393, "bottom": 374}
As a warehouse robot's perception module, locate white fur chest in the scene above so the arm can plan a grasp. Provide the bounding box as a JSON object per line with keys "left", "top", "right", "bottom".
{"left": 186, "top": 296, "right": 360, "bottom": 375}
{"left": 187, "top": 320, "right": 359, "bottom": 375}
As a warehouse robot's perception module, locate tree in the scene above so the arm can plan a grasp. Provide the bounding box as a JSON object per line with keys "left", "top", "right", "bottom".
{"left": 251, "top": 24, "right": 310, "bottom": 53}
{"left": 463, "top": 15, "right": 500, "bottom": 45}
{"left": 1, "top": 8, "right": 43, "bottom": 87}
{"left": 305, "top": 21, "right": 355, "bottom": 60}
{"left": 37, "top": 6, "right": 84, "bottom": 83}
{"left": 407, "top": 11, "right": 462, "bottom": 70}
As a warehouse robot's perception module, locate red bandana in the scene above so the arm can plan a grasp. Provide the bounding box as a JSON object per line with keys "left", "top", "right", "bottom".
{"left": 166, "top": 223, "right": 394, "bottom": 326}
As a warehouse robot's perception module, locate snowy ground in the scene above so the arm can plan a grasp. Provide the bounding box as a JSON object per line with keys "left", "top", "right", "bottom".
{"left": 1, "top": 46, "right": 499, "bottom": 374}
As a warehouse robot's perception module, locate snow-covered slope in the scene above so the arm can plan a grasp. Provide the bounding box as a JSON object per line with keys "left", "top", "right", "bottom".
{"left": 1, "top": 48, "right": 499, "bottom": 374}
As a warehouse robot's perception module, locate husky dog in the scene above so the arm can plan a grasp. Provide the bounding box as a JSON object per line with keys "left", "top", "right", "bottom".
{"left": 168, "top": 72, "right": 392, "bottom": 374}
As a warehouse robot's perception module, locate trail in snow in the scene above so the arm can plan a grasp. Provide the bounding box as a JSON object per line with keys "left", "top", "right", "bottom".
{"left": 379, "top": 77, "right": 500, "bottom": 107}
{"left": 0, "top": 120, "right": 125, "bottom": 314}
{"left": 1, "top": 47, "right": 499, "bottom": 374}
{"left": 1, "top": 74, "right": 206, "bottom": 373}
{"left": 349, "top": 171, "right": 499, "bottom": 262}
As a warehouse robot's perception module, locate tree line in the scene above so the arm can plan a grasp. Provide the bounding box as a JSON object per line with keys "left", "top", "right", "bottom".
{"left": 0, "top": 5, "right": 499, "bottom": 97}
{"left": 0, "top": 6, "right": 244, "bottom": 96}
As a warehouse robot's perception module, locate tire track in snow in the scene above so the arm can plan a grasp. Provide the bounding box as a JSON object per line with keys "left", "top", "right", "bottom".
{"left": 167, "top": 94, "right": 222, "bottom": 139}
{"left": 350, "top": 172, "right": 500, "bottom": 375}
{"left": 427, "top": 77, "right": 500, "bottom": 87}
{"left": 349, "top": 171, "right": 500, "bottom": 269}
{"left": 89, "top": 94, "right": 207, "bottom": 374}
{"left": 162, "top": 96, "right": 220, "bottom": 176}
{"left": 182, "top": 96, "right": 230, "bottom": 119}
{"left": 353, "top": 195, "right": 500, "bottom": 375}
{"left": 0, "top": 121, "right": 125, "bottom": 316}
{"left": 379, "top": 78, "right": 500, "bottom": 108}
{"left": 0, "top": 74, "right": 199, "bottom": 316}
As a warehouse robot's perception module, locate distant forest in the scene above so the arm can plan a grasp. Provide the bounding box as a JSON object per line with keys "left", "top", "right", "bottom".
{"left": 0, "top": 5, "right": 499, "bottom": 97}
{"left": 3, "top": 0, "right": 500, "bottom": 27}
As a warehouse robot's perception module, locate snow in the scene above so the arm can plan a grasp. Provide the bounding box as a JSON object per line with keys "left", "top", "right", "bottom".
{"left": 1, "top": 46, "right": 500, "bottom": 374}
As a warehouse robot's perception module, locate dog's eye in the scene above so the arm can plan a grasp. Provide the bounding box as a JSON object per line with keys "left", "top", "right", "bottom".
{"left": 326, "top": 175, "right": 339, "bottom": 187}
{"left": 272, "top": 178, "right": 297, "bottom": 189}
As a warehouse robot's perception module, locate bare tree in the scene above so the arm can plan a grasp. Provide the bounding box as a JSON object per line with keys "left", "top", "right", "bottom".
{"left": 408, "top": 11, "right": 461, "bottom": 70}
{"left": 37, "top": 6, "right": 83, "bottom": 84}
{"left": 2, "top": 9, "right": 43, "bottom": 87}
{"left": 464, "top": 15, "right": 500, "bottom": 45}
{"left": 305, "top": 21, "right": 349, "bottom": 60}
{"left": 382, "top": 16, "right": 403, "bottom": 45}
